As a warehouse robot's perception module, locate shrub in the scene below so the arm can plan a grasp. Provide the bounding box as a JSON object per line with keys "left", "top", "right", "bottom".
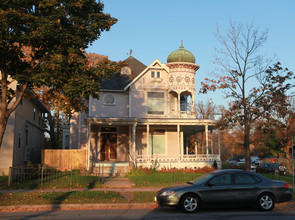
{"left": 222, "top": 161, "right": 245, "bottom": 170}
{"left": 126, "top": 166, "right": 215, "bottom": 178}
{"left": 212, "top": 160, "right": 218, "bottom": 169}
{"left": 158, "top": 166, "right": 215, "bottom": 173}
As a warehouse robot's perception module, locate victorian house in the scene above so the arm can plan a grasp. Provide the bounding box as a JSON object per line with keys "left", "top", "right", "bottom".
{"left": 69, "top": 43, "right": 221, "bottom": 173}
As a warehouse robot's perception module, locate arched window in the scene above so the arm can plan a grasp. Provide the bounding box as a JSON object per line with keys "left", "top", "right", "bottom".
{"left": 103, "top": 94, "right": 115, "bottom": 105}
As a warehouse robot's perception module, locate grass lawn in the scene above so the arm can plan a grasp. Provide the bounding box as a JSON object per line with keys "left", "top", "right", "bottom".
{"left": 1, "top": 171, "right": 295, "bottom": 206}
{"left": 127, "top": 172, "right": 203, "bottom": 187}
{"left": 259, "top": 173, "right": 294, "bottom": 185}
{"left": 0, "top": 176, "right": 8, "bottom": 189}
{"left": 0, "top": 191, "right": 156, "bottom": 206}
{"left": 0, "top": 175, "right": 103, "bottom": 190}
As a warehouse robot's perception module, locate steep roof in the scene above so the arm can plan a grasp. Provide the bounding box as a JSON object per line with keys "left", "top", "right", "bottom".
{"left": 100, "top": 56, "right": 147, "bottom": 91}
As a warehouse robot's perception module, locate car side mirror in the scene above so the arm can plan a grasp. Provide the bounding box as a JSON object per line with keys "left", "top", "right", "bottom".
{"left": 207, "top": 182, "right": 215, "bottom": 187}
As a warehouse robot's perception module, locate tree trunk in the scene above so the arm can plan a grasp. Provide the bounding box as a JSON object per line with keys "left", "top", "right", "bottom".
{"left": 0, "top": 115, "right": 9, "bottom": 150}
{"left": 244, "top": 122, "right": 251, "bottom": 171}
{"left": 56, "top": 111, "right": 60, "bottom": 148}
{"left": 47, "top": 113, "right": 57, "bottom": 148}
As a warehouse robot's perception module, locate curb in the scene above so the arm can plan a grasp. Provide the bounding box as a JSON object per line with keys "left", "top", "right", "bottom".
{"left": 0, "top": 202, "right": 158, "bottom": 212}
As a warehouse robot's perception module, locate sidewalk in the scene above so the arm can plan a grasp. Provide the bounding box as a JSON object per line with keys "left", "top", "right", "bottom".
{"left": 0, "top": 177, "right": 161, "bottom": 212}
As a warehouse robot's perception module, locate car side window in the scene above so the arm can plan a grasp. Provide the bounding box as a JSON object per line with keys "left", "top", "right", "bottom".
{"left": 208, "top": 174, "right": 232, "bottom": 186}
{"left": 234, "top": 173, "right": 260, "bottom": 185}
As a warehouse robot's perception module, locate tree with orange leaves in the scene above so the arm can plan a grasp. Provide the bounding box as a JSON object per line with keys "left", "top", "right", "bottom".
{"left": 200, "top": 20, "right": 294, "bottom": 170}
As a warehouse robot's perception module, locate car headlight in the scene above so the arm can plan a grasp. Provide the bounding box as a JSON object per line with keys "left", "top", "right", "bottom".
{"left": 161, "top": 190, "right": 175, "bottom": 196}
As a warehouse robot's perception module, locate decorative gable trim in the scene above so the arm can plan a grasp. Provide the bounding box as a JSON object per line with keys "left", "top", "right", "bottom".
{"left": 124, "top": 59, "right": 169, "bottom": 91}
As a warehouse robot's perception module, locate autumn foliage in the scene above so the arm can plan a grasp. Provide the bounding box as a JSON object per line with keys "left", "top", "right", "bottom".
{"left": 200, "top": 20, "right": 294, "bottom": 170}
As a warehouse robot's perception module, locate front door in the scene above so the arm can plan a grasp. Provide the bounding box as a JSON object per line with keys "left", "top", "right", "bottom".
{"left": 100, "top": 133, "right": 117, "bottom": 161}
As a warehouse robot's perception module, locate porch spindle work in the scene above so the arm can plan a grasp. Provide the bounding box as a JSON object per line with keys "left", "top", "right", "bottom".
{"left": 132, "top": 123, "right": 137, "bottom": 167}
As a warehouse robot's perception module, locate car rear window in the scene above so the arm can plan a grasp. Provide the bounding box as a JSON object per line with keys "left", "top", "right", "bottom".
{"left": 234, "top": 173, "right": 261, "bottom": 185}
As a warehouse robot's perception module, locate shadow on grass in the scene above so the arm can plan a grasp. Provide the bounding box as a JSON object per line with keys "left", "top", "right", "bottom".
{"left": 87, "top": 178, "right": 100, "bottom": 189}
{"left": 52, "top": 191, "right": 73, "bottom": 210}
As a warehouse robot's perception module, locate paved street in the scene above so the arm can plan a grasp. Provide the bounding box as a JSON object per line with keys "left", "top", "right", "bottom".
{"left": 1, "top": 206, "right": 295, "bottom": 220}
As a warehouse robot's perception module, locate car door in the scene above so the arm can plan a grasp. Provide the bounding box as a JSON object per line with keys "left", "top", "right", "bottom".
{"left": 233, "top": 173, "right": 261, "bottom": 204}
{"left": 200, "top": 173, "right": 234, "bottom": 205}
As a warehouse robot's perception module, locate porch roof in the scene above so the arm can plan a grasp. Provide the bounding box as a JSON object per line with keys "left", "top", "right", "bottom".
{"left": 85, "top": 117, "right": 217, "bottom": 128}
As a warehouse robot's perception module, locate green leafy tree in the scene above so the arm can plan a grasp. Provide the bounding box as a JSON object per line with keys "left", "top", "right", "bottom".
{"left": 0, "top": 0, "right": 119, "bottom": 149}
{"left": 34, "top": 53, "right": 122, "bottom": 148}
{"left": 200, "top": 20, "right": 294, "bottom": 170}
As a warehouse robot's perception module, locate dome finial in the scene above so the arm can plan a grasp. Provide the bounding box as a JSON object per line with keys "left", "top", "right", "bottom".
{"left": 180, "top": 40, "right": 184, "bottom": 48}
{"left": 167, "top": 41, "right": 196, "bottom": 63}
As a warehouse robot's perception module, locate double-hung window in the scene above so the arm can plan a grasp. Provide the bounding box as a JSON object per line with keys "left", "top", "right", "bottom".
{"left": 147, "top": 92, "right": 165, "bottom": 115}
{"left": 151, "top": 71, "right": 161, "bottom": 78}
{"left": 149, "top": 129, "right": 166, "bottom": 155}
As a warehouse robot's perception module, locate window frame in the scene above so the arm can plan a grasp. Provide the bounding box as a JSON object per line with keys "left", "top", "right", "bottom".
{"left": 103, "top": 93, "right": 116, "bottom": 106}
{"left": 18, "top": 131, "right": 22, "bottom": 148}
{"left": 207, "top": 173, "right": 232, "bottom": 186}
{"left": 233, "top": 173, "right": 262, "bottom": 185}
{"left": 150, "top": 70, "right": 162, "bottom": 80}
{"left": 33, "top": 107, "right": 36, "bottom": 120}
{"left": 147, "top": 91, "right": 165, "bottom": 115}
{"left": 149, "top": 129, "right": 166, "bottom": 155}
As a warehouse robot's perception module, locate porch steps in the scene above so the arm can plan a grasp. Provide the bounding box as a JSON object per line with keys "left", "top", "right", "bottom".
{"left": 102, "top": 177, "right": 135, "bottom": 188}
{"left": 93, "top": 162, "right": 132, "bottom": 177}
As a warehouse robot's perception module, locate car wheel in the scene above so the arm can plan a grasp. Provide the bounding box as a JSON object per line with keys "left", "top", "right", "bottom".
{"left": 180, "top": 194, "right": 199, "bottom": 213}
{"left": 257, "top": 193, "right": 275, "bottom": 211}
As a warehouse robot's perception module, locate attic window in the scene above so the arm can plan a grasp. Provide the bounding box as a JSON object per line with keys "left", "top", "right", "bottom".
{"left": 151, "top": 71, "right": 161, "bottom": 78}
{"left": 121, "top": 66, "right": 131, "bottom": 75}
{"left": 103, "top": 94, "right": 115, "bottom": 105}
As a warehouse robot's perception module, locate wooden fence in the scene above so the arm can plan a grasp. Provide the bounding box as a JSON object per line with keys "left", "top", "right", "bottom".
{"left": 41, "top": 149, "right": 86, "bottom": 171}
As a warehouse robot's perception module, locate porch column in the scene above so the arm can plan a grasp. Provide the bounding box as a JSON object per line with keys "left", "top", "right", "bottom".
{"left": 205, "top": 125, "right": 209, "bottom": 158}
{"left": 202, "top": 132, "right": 204, "bottom": 154}
{"left": 177, "top": 93, "right": 180, "bottom": 118}
{"left": 211, "top": 130, "right": 213, "bottom": 154}
{"left": 185, "top": 137, "right": 188, "bottom": 155}
{"left": 195, "top": 133, "right": 198, "bottom": 155}
{"left": 147, "top": 123, "right": 150, "bottom": 160}
{"left": 132, "top": 122, "right": 137, "bottom": 167}
{"left": 177, "top": 124, "right": 181, "bottom": 160}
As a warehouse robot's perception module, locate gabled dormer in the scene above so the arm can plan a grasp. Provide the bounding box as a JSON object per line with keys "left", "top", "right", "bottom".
{"left": 124, "top": 59, "right": 169, "bottom": 91}
{"left": 124, "top": 59, "right": 169, "bottom": 118}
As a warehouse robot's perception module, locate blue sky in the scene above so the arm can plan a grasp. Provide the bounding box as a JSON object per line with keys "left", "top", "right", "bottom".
{"left": 87, "top": 0, "right": 295, "bottom": 106}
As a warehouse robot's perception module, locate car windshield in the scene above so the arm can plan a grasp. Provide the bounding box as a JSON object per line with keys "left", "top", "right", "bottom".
{"left": 189, "top": 173, "right": 214, "bottom": 185}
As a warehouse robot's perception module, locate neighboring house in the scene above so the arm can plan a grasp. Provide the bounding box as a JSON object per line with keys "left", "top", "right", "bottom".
{"left": 0, "top": 88, "right": 49, "bottom": 175}
{"left": 69, "top": 43, "right": 221, "bottom": 172}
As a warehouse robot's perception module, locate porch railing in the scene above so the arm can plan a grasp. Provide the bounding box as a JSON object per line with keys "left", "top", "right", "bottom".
{"left": 136, "top": 154, "right": 220, "bottom": 163}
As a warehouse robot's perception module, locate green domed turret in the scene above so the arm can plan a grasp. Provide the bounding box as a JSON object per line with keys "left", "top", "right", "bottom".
{"left": 167, "top": 41, "right": 195, "bottom": 64}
